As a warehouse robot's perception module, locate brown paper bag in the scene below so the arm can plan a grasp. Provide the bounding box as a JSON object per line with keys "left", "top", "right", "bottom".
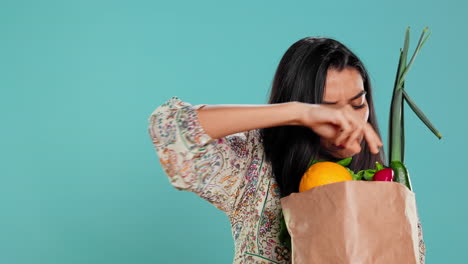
{"left": 280, "top": 180, "right": 421, "bottom": 264}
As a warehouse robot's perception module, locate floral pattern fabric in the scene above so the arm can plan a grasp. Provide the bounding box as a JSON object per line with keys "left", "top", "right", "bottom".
{"left": 147, "top": 96, "right": 426, "bottom": 264}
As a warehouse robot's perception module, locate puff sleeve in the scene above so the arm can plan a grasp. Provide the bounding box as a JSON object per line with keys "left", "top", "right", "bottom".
{"left": 147, "top": 96, "right": 259, "bottom": 214}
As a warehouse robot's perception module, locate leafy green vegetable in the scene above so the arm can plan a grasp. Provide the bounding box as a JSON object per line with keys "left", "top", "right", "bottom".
{"left": 336, "top": 157, "right": 353, "bottom": 167}
{"left": 355, "top": 170, "right": 365, "bottom": 181}
{"left": 345, "top": 167, "right": 359, "bottom": 180}
{"left": 375, "top": 161, "right": 385, "bottom": 171}
{"left": 307, "top": 156, "right": 381, "bottom": 182}
{"left": 363, "top": 169, "right": 377, "bottom": 181}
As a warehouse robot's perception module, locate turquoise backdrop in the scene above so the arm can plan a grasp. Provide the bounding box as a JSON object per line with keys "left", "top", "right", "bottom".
{"left": 1, "top": 0, "right": 467, "bottom": 263}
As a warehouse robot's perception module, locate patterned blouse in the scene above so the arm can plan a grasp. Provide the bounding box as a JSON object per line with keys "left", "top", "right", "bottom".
{"left": 147, "top": 96, "right": 426, "bottom": 264}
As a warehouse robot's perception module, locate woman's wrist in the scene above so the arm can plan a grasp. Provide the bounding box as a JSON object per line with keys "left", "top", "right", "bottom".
{"left": 285, "top": 101, "right": 306, "bottom": 126}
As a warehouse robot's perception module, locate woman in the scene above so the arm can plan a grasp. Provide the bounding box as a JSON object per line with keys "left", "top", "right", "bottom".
{"left": 148, "top": 37, "right": 426, "bottom": 263}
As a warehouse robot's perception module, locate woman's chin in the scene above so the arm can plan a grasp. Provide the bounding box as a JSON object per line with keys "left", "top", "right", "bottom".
{"left": 330, "top": 152, "right": 349, "bottom": 159}
{"left": 329, "top": 149, "right": 355, "bottom": 159}
{"left": 319, "top": 147, "right": 351, "bottom": 160}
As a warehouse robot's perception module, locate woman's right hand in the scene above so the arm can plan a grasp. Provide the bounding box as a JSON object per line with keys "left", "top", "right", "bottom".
{"left": 298, "top": 103, "right": 383, "bottom": 155}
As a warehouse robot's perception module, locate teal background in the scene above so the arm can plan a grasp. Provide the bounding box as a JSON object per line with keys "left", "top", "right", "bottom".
{"left": 1, "top": 0, "right": 467, "bottom": 263}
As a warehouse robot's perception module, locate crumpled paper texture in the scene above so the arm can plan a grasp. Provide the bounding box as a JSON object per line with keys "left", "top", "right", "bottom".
{"left": 280, "top": 180, "right": 421, "bottom": 264}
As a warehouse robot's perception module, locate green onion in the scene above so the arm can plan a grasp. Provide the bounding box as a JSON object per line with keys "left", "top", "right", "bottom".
{"left": 389, "top": 26, "right": 442, "bottom": 166}
{"left": 389, "top": 85, "right": 405, "bottom": 163}
{"left": 402, "top": 89, "right": 443, "bottom": 139}
{"left": 396, "top": 27, "right": 432, "bottom": 89}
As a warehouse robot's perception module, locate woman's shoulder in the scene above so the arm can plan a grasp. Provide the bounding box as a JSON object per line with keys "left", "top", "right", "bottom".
{"left": 243, "top": 129, "right": 264, "bottom": 152}
{"left": 218, "top": 129, "right": 263, "bottom": 161}
{"left": 248, "top": 128, "right": 263, "bottom": 143}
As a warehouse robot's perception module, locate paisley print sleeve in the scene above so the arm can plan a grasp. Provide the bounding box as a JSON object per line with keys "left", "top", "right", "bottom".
{"left": 148, "top": 96, "right": 258, "bottom": 214}
{"left": 418, "top": 218, "right": 426, "bottom": 264}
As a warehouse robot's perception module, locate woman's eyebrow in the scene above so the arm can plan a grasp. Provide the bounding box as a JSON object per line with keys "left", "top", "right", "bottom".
{"left": 322, "top": 90, "right": 367, "bottom": 104}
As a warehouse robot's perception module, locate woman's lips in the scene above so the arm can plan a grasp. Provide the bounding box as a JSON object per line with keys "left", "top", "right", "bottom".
{"left": 332, "top": 143, "right": 346, "bottom": 149}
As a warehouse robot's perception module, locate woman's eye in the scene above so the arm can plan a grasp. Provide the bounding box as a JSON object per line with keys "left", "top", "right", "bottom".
{"left": 352, "top": 104, "right": 366, "bottom": 109}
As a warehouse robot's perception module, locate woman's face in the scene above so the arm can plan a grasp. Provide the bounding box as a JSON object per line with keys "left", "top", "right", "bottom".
{"left": 319, "top": 67, "right": 370, "bottom": 159}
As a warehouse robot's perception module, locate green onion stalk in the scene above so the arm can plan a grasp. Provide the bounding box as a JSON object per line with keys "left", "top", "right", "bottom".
{"left": 388, "top": 26, "right": 442, "bottom": 190}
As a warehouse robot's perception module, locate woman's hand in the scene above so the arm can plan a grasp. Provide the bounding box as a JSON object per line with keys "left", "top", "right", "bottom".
{"left": 298, "top": 102, "right": 383, "bottom": 155}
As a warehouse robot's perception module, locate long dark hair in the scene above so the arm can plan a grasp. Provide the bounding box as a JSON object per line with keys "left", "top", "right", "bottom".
{"left": 260, "top": 37, "right": 386, "bottom": 198}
